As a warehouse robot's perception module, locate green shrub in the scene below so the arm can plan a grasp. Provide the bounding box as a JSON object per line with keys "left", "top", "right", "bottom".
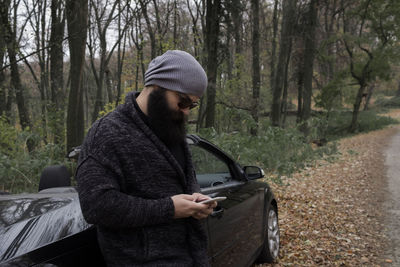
{"left": 198, "top": 126, "right": 337, "bottom": 177}
{"left": 0, "top": 118, "right": 73, "bottom": 194}
{"left": 325, "top": 110, "right": 398, "bottom": 139}
{"left": 374, "top": 96, "right": 400, "bottom": 109}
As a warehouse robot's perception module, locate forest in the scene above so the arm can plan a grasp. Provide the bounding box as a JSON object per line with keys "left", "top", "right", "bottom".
{"left": 1, "top": 0, "right": 400, "bottom": 192}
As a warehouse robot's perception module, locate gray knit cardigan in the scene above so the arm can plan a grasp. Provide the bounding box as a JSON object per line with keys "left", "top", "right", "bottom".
{"left": 76, "top": 92, "right": 209, "bottom": 267}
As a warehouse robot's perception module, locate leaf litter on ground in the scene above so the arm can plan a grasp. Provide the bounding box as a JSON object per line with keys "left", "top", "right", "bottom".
{"left": 255, "top": 110, "right": 400, "bottom": 266}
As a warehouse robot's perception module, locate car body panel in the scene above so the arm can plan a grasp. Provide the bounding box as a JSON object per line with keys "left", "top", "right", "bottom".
{"left": 205, "top": 181, "right": 265, "bottom": 267}
{"left": 0, "top": 135, "right": 278, "bottom": 266}
{"left": 188, "top": 135, "right": 274, "bottom": 267}
{"left": 0, "top": 188, "right": 91, "bottom": 264}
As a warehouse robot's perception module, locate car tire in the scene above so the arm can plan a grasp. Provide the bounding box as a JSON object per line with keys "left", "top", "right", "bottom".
{"left": 257, "top": 203, "right": 280, "bottom": 263}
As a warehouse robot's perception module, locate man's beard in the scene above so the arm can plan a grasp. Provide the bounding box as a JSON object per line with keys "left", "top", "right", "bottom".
{"left": 147, "top": 88, "right": 188, "bottom": 145}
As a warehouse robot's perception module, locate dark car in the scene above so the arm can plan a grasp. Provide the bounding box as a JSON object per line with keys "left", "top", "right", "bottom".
{"left": 0, "top": 135, "right": 279, "bottom": 266}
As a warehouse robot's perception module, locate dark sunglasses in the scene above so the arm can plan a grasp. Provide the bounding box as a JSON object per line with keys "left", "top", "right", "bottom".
{"left": 176, "top": 92, "right": 199, "bottom": 110}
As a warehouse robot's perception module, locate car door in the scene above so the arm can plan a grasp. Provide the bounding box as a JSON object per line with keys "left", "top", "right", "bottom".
{"left": 190, "top": 143, "right": 265, "bottom": 267}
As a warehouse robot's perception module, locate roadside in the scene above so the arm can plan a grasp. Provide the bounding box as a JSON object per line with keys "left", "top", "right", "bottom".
{"left": 383, "top": 121, "right": 400, "bottom": 266}
{"left": 258, "top": 110, "right": 400, "bottom": 266}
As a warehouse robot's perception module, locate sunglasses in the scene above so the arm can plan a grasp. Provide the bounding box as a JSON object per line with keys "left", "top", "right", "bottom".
{"left": 176, "top": 92, "right": 199, "bottom": 110}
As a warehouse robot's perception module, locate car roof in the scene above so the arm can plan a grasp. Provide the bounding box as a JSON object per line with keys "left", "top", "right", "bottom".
{"left": 187, "top": 134, "right": 236, "bottom": 164}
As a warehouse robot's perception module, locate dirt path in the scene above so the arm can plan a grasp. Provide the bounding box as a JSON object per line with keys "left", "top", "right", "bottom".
{"left": 257, "top": 110, "right": 400, "bottom": 266}
{"left": 383, "top": 127, "right": 400, "bottom": 266}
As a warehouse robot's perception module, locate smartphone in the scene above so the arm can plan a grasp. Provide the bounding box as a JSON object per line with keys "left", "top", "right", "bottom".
{"left": 198, "top": 196, "right": 227, "bottom": 204}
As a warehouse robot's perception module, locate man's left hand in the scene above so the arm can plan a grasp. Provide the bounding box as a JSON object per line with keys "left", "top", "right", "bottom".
{"left": 191, "top": 193, "right": 218, "bottom": 220}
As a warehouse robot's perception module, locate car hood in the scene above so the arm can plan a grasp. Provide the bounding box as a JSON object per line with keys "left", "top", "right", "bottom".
{"left": 0, "top": 187, "right": 91, "bottom": 262}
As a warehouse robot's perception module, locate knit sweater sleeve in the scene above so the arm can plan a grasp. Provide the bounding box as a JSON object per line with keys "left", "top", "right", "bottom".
{"left": 76, "top": 154, "right": 175, "bottom": 228}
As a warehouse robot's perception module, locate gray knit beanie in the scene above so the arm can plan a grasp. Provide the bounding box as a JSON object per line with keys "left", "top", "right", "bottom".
{"left": 144, "top": 50, "right": 208, "bottom": 97}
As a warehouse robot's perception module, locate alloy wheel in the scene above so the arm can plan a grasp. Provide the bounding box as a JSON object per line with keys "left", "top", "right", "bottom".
{"left": 268, "top": 208, "right": 280, "bottom": 259}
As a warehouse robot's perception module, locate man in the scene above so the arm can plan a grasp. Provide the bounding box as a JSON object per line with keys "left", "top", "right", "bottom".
{"left": 76, "top": 50, "right": 216, "bottom": 267}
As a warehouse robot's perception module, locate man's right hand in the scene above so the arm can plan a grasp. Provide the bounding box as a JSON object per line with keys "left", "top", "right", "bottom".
{"left": 171, "top": 194, "right": 215, "bottom": 220}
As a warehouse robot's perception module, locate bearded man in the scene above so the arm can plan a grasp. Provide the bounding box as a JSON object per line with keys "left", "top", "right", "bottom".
{"left": 76, "top": 50, "right": 215, "bottom": 267}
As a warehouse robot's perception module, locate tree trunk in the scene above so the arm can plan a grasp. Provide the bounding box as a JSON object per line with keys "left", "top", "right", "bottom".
{"left": 204, "top": 0, "right": 221, "bottom": 129}
{"left": 91, "top": 55, "right": 104, "bottom": 123}
{"left": 66, "top": 0, "right": 88, "bottom": 151}
{"left": 135, "top": 50, "right": 140, "bottom": 92}
{"left": 270, "top": 0, "right": 279, "bottom": 92}
{"left": 1, "top": 2, "right": 32, "bottom": 133}
{"left": 231, "top": 0, "right": 242, "bottom": 55}
{"left": 363, "top": 84, "right": 374, "bottom": 111}
{"left": 40, "top": 0, "right": 49, "bottom": 143}
{"left": 271, "top": 0, "right": 296, "bottom": 127}
{"left": 187, "top": 0, "right": 202, "bottom": 59}
{"left": 89, "top": 0, "right": 119, "bottom": 122}
{"left": 250, "top": 0, "right": 260, "bottom": 136}
{"left": 0, "top": 68, "right": 5, "bottom": 117}
{"left": 139, "top": 0, "right": 156, "bottom": 59}
{"left": 281, "top": 40, "right": 292, "bottom": 127}
{"left": 349, "top": 84, "right": 366, "bottom": 133}
{"left": 396, "top": 80, "right": 400, "bottom": 97}
{"left": 323, "top": 0, "right": 336, "bottom": 84}
{"left": 152, "top": 0, "right": 164, "bottom": 55}
{"left": 116, "top": 0, "right": 127, "bottom": 106}
{"left": 224, "top": 7, "right": 233, "bottom": 81}
{"left": 230, "top": 0, "right": 242, "bottom": 82}
{"left": 173, "top": 0, "right": 178, "bottom": 48}
{"left": 8, "top": 46, "right": 33, "bottom": 148}
{"left": 105, "top": 68, "right": 113, "bottom": 104}
{"left": 49, "top": 0, "right": 65, "bottom": 144}
{"left": 296, "top": 66, "right": 304, "bottom": 123}
{"left": 131, "top": 12, "right": 145, "bottom": 90}
{"left": 0, "top": 15, "right": 7, "bottom": 117}
{"left": 300, "top": 0, "right": 318, "bottom": 133}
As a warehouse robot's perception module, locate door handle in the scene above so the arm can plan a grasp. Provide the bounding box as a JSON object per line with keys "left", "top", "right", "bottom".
{"left": 211, "top": 207, "right": 224, "bottom": 218}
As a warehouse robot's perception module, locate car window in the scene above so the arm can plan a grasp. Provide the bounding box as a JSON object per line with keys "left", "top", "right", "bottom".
{"left": 190, "top": 145, "right": 232, "bottom": 188}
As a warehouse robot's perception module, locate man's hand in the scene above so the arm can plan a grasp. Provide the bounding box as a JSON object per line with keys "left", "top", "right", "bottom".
{"left": 191, "top": 193, "right": 218, "bottom": 219}
{"left": 171, "top": 193, "right": 217, "bottom": 220}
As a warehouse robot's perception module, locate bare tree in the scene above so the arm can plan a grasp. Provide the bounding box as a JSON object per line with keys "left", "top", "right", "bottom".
{"left": 186, "top": 0, "right": 205, "bottom": 60}
{"left": 204, "top": 0, "right": 221, "bottom": 128}
{"left": 22, "top": 0, "right": 50, "bottom": 143}
{"left": 250, "top": 0, "right": 260, "bottom": 136}
{"left": 129, "top": 6, "right": 146, "bottom": 90}
{"left": 66, "top": 0, "right": 88, "bottom": 151}
{"left": 138, "top": 0, "right": 157, "bottom": 59}
{"left": 299, "top": 0, "right": 318, "bottom": 133}
{"left": 49, "top": 0, "right": 66, "bottom": 144}
{"left": 270, "top": 0, "right": 279, "bottom": 93}
{"left": 0, "top": 0, "right": 32, "bottom": 134}
{"left": 88, "top": 0, "right": 119, "bottom": 122}
{"left": 186, "top": 0, "right": 207, "bottom": 131}
{"left": 138, "top": 0, "right": 174, "bottom": 59}
{"left": 0, "top": 10, "right": 8, "bottom": 118}
{"left": 271, "top": 0, "right": 297, "bottom": 127}
{"left": 88, "top": 0, "right": 131, "bottom": 122}
{"left": 115, "top": 0, "right": 129, "bottom": 106}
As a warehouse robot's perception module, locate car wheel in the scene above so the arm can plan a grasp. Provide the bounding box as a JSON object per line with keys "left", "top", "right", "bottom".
{"left": 257, "top": 204, "right": 280, "bottom": 263}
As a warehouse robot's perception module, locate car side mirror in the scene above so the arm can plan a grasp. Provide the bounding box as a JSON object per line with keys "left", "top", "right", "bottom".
{"left": 67, "top": 146, "right": 81, "bottom": 159}
{"left": 243, "top": 166, "right": 265, "bottom": 180}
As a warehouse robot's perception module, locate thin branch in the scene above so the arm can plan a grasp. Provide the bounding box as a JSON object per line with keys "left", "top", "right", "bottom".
{"left": 215, "top": 100, "right": 251, "bottom": 112}
{"left": 0, "top": 36, "right": 69, "bottom": 71}
{"left": 20, "top": 53, "right": 40, "bottom": 94}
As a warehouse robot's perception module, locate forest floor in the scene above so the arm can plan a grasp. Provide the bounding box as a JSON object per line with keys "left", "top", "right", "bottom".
{"left": 257, "top": 109, "right": 400, "bottom": 266}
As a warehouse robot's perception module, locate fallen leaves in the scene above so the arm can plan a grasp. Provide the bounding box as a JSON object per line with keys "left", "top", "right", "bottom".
{"left": 256, "top": 125, "right": 400, "bottom": 266}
